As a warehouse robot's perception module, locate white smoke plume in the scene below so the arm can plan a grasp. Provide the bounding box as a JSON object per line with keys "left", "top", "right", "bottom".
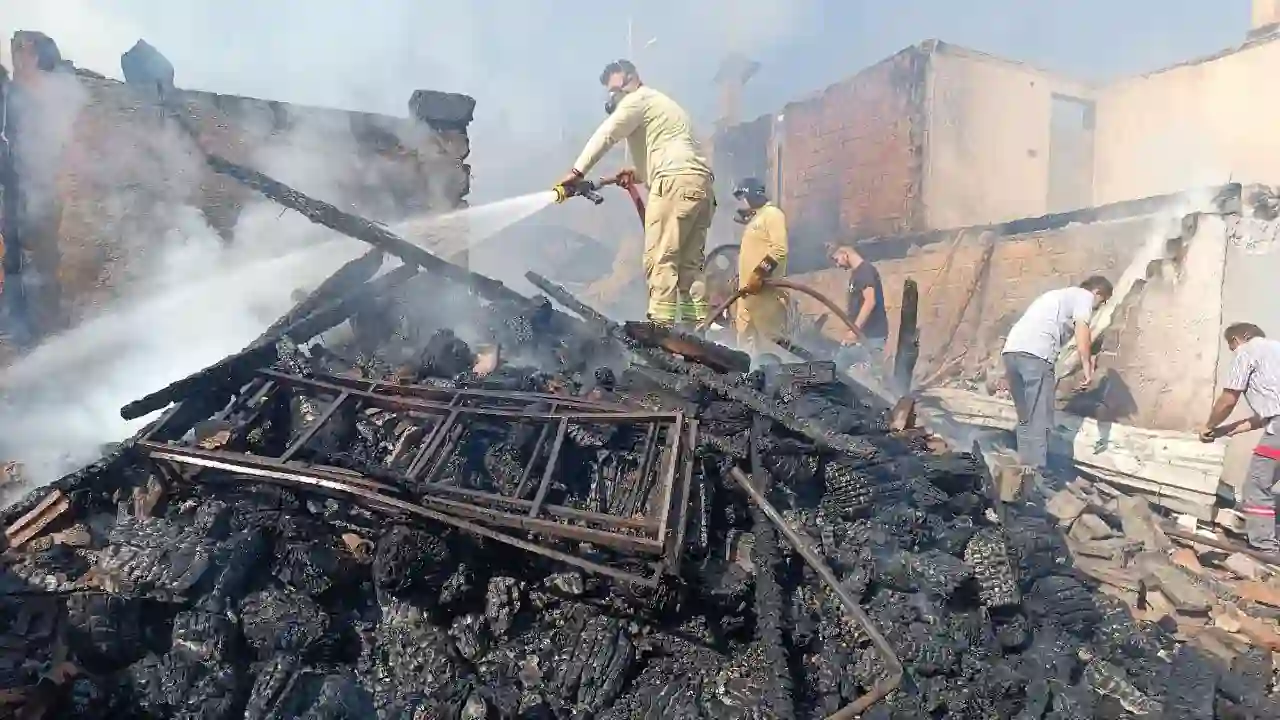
{"left": 0, "top": 0, "right": 1255, "bottom": 498}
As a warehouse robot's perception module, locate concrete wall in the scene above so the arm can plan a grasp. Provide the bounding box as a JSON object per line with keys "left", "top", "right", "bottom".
{"left": 3, "top": 32, "right": 472, "bottom": 339}
{"left": 1217, "top": 214, "right": 1280, "bottom": 491}
{"left": 922, "top": 44, "right": 1096, "bottom": 229}
{"left": 1103, "top": 213, "right": 1228, "bottom": 431}
{"left": 1093, "top": 36, "right": 1280, "bottom": 205}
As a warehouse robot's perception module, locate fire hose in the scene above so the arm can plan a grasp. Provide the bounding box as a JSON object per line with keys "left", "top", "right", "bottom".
{"left": 697, "top": 278, "right": 864, "bottom": 342}
{"left": 554, "top": 181, "right": 864, "bottom": 346}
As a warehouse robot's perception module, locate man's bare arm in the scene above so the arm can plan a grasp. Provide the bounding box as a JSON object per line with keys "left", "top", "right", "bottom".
{"left": 1218, "top": 413, "right": 1265, "bottom": 437}
{"left": 1204, "top": 388, "right": 1243, "bottom": 431}
{"left": 1073, "top": 321, "right": 1094, "bottom": 381}
{"left": 848, "top": 286, "right": 875, "bottom": 341}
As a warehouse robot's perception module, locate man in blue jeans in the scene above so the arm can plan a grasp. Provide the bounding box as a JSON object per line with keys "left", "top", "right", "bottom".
{"left": 1002, "top": 276, "right": 1112, "bottom": 472}
{"left": 830, "top": 244, "right": 889, "bottom": 377}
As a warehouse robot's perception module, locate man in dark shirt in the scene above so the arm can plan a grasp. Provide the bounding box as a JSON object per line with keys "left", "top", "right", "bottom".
{"left": 831, "top": 244, "right": 889, "bottom": 357}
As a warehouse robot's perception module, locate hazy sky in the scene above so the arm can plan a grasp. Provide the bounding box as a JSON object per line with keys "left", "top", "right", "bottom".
{"left": 0, "top": 0, "right": 1252, "bottom": 199}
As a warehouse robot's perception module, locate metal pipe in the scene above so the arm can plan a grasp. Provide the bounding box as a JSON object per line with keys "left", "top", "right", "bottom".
{"left": 1162, "top": 524, "right": 1280, "bottom": 566}
{"left": 728, "top": 466, "right": 903, "bottom": 716}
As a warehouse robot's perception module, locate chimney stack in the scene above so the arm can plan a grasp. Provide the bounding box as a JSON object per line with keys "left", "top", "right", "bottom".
{"left": 1251, "top": 0, "right": 1280, "bottom": 38}
{"left": 713, "top": 54, "right": 760, "bottom": 133}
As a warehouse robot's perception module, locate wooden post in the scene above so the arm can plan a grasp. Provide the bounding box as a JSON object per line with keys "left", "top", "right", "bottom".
{"left": 892, "top": 279, "right": 920, "bottom": 394}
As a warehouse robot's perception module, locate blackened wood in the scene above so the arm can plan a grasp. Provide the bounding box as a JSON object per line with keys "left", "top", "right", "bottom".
{"left": 892, "top": 279, "right": 920, "bottom": 393}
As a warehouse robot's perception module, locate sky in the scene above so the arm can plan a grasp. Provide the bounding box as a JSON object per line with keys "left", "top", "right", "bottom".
{"left": 0, "top": 0, "right": 1254, "bottom": 201}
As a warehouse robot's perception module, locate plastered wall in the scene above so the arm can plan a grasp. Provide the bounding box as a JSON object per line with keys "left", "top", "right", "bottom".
{"left": 1093, "top": 37, "right": 1280, "bottom": 205}
{"left": 1103, "top": 213, "right": 1228, "bottom": 431}
{"left": 1217, "top": 215, "right": 1280, "bottom": 491}
{"left": 922, "top": 45, "right": 1096, "bottom": 229}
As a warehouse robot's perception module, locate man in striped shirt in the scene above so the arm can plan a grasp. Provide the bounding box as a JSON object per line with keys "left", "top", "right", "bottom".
{"left": 1202, "top": 322, "right": 1280, "bottom": 553}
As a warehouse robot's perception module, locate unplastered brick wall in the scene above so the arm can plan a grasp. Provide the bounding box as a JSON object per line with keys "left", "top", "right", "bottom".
{"left": 779, "top": 46, "right": 928, "bottom": 269}
{"left": 715, "top": 46, "right": 929, "bottom": 273}
{"left": 5, "top": 32, "right": 473, "bottom": 335}
{"left": 793, "top": 215, "right": 1155, "bottom": 385}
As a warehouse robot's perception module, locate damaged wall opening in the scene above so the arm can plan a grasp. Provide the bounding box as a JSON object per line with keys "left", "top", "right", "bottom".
{"left": 1047, "top": 93, "right": 1096, "bottom": 213}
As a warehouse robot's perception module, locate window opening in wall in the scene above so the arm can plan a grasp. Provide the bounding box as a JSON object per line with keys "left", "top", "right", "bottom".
{"left": 1047, "top": 94, "right": 1095, "bottom": 213}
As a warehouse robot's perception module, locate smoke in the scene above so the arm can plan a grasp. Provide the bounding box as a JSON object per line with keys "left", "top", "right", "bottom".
{"left": 0, "top": 0, "right": 1256, "bottom": 498}
{"left": 0, "top": 15, "right": 564, "bottom": 494}
{"left": 0, "top": 240, "right": 363, "bottom": 494}
{"left": 0, "top": 187, "right": 553, "bottom": 495}
{"left": 0, "top": 0, "right": 822, "bottom": 201}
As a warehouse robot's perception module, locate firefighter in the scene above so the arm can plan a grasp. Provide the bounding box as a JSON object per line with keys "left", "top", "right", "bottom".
{"left": 557, "top": 59, "right": 715, "bottom": 328}
{"left": 732, "top": 177, "right": 788, "bottom": 354}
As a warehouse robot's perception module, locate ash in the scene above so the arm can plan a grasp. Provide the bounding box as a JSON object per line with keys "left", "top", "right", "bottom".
{"left": 0, "top": 272, "right": 1274, "bottom": 720}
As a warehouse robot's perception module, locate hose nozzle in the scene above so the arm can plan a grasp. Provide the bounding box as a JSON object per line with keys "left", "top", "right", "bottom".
{"left": 552, "top": 178, "right": 604, "bottom": 205}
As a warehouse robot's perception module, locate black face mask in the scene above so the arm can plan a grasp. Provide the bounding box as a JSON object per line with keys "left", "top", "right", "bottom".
{"left": 604, "top": 79, "right": 636, "bottom": 115}
{"left": 604, "top": 89, "right": 626, "bottom": 115}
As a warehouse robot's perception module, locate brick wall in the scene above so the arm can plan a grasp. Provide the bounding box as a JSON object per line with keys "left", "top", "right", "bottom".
{"left": 794, "top": 215, "right": 1155, "bottom": 385}
{"left": 714, "top": 46, "right": 929, "bottom": 275}
{"left": 3, "top": 32, "right": 472, "bottom": 339}
{"left": 779, "top": 46, "right": 929, "bottom": 272}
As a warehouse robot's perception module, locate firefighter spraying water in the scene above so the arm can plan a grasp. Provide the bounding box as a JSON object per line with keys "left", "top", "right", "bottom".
{"left": 552, "top": 59, "right": 715, "bottom": 330}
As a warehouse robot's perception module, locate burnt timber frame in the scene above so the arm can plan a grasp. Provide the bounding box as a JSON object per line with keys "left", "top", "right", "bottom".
{"left": 136, "top": 369, "right": 696, "bottom": 587}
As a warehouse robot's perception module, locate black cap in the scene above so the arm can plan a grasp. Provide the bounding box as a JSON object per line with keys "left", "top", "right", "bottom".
{"left": 733, "top": 177, "right": 767, "bottom": 199}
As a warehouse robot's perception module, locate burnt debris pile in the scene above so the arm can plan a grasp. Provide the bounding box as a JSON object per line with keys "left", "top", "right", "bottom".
{"left": 1, "top": 159, "right": 1276, "bottom": 720}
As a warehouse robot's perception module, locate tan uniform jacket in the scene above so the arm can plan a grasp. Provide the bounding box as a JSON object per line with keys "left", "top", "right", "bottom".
{"left": 572, "top": 86, "right": 713, "bottom": 185}
{"left": 738, "top": 204, "right": 788, "bottom": 282}
{"left": 734, "top": 204, "right": 789, "bottom": 344}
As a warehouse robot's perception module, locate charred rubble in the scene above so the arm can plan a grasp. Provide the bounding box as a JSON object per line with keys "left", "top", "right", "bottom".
{"left": 1, "top": 153, "right": 1277, "bottom": 720}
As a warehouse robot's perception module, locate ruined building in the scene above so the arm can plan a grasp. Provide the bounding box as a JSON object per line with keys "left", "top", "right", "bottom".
{"left": 0, "top": 32, "right": 475, "bottom": 348}
{"left": 713, "top": 3, "right": 1280, "bottom": 515}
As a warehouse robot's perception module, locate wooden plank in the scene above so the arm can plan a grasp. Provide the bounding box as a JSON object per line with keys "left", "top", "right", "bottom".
{"left": 1235, "top": 580, "right": 1280, "bottom": 608}
{"left": 1235, "top": 614, "right": 1280, "bottom": 651}
{"left": 921, "top": 387, "right": 1224, "bottom": 497}
{"left": 1081, "top": 467, "right": 1218, "bottom": 520}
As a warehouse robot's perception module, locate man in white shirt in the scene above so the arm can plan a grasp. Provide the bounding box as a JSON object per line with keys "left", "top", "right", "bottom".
{"left": 1201, "top": 322, "right": 1280, "bottom": 553}
{"left": 1001, "top": 276, "right": 1113, "bottom": 471}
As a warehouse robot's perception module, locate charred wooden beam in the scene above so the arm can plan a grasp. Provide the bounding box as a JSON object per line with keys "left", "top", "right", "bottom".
{"left": 892, "top": 278, "right": 920, "bottom": 394}
{"left": 622, "top": 320, "right": 750, "bottom": 374}
{"left": 525, "top": 271, "right": 881, "bottom": 462}
{"left": 258, "top": 248, "right": 385, "bottom": 341}
{"left": 199, "top": 154, "right": 522, "bottom": 305}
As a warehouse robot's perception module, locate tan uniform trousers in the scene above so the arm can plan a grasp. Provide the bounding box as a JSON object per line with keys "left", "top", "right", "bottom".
{"left": 735, "top": 290, "right": 787, "bottom": 353}
{"left": 642, "top": 173, "right": 715, "bottom": 324}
